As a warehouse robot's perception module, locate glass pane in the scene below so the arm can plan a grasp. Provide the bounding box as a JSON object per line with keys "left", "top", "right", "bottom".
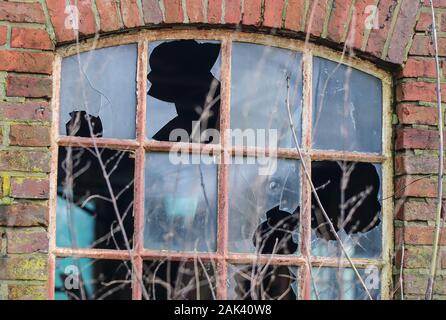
{"left": 55, "top": 258, "right": 132, "bottom": 300}
{"left": 144, "top": 153, "right": 218, "bottom": 252}
{"left": 228, "top": 264, "right": 299, "bottom": 300}
{"left": 146, "top": 40, "right": 221, "bottom": 143}
{"left": 143, "top": 260, "right": 217, "bottom": 300}
{"left": 312, "top": 57, "right": 382, "bottom": 153}
{"left": 60, "top": 44, "right": 137, "bottom": 139}
{"left": 311, "top": 161, "right": 382, "bottom": 259}
{"left": 311, "top": 267, "right": 380, "bottom": 300}
{"left": 56, "top": 147, "right": 134, "bottom": 249}
{"left": 230, "top": 43, "right": 303, "bottom": 149}
{"left": 229, "top": 157, "right": 300, "bottom": 254}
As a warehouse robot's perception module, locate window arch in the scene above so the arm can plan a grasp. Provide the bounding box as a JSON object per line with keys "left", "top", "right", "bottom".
{"left": 49, "top": 30, "right": 393, "bottom": 300}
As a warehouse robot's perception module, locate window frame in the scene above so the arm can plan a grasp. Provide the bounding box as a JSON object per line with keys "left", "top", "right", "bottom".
{"left": 48, "top": 29, "right": 393, "bottom": 300}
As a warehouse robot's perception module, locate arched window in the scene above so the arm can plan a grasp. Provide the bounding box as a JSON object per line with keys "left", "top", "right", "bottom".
{"left": 49, "top": 30, "right": 392, "bottom": 300}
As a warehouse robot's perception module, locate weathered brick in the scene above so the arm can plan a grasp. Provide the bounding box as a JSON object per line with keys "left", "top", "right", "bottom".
{"left": 263, "top": 0, "right": 285, "bottom": 28}
{"left": 164, "top": 0, "right": 183, "bottom": 23}
{"left": 403, "top": 225, "right": 446, "bottom": 245}
{"left": 0, "top": 50, "right": 53, "bottom": 74}
{"left": 442, "top": 251, "right": 446, "bottom": 269}
{"left": 327, "top": 0, "right": 352, "bottom": 43}
{"left": 186, "top": 0, "right": 204, "bottom": 23}
{"left": 6, "top": 228, "right": 48, "bottom": 253}
{"left": 225, "top": 0, "right": 242, "bottom": 24}
{"left": 9, "top": 125, "right": 51, "bottom": 147}
{"left": 416, "top": 12, "right": 434, "bottom": 31}
{"left": 410, "top": 34, "right": 446, "bottom": 56}
{"left": 8, "top": 284, "right": 47, "bottom": 300}
{"left": 6, "top": 75, "right": 52, "bottom": 99}
{"left": 423, "top": 0, "right": 446, "bottom": 7}
{"left": 305, "top": 0, "right": 330, "bottom": 37}
{"left": 396, "top": 127, "right": 439, "bottom": 150}
{"left": 399, "top": 58, "right": 438, "bottom": 78}
{"left": 395, "top": 154, "right": 439, "bottom": 175}
{"left": 0, "top": 254, "right": 47, "bottom": 280}
{"left": 0, "top": 2, "right": 46, "bottom": 23}
{"left": 397, "top": 245, "right": 432, "bottom": 269}
{"left": 396, "top": 198, "right": 437, "bottom": 221}
{"left": 387, "top": 0, "right": 421, "bottom": 64}
{"left": 366, "top": 0, "right": 398, "bottom": 57}
{"left": 243, "top": 0, "right": 262, "bottom": 26}
{"left": 0, "top": 26, "right": 7, "bottom": 46}
{"left": 142, "top": 0, "right": 164, "bottom": 24}
{"left": 284, "top": 0, "right": 305, "bottom": 31}
{"left": 441, "top": 12, "right": 446, "bottom": 32}
{"left": 120, "top": 0, "right": 143, "bottom": 28}
{"left": 404, "top": 272, "right": 446, "bottom": 295}
{"left": 396, "top": 104, "right": 438, "bottom": 125}
{"left": 96, "top": 0, "right": 122, "bottom": 31}
{"left": 395, "top": 175, "right": 441, "bottom": 198}
{"left": 347, "top": 0, "right": 376, "bottom": 49}
{"left": 397, "top": 81, "right": 446, "bottom": 103}
{"left": 0, "top": 150, "right": 51, "bottom": 173}
{"left": 0, "top": 101, "right": 51, "bottom": 122}
{"left": 0, "top": 203, "right": 48, "bottom": 227}
{"left": 207, "top": 0, "right": 222, "bottom": 23}
{"left": 11, "top": 28, "right": 53, "bottom": 50}
{"left": 10, "top": 178, "right": 49, "bottom": 200}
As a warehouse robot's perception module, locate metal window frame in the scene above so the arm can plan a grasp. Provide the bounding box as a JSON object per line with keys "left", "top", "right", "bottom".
{"left": 48, "top": 29, "right": 393, "bottom": 300}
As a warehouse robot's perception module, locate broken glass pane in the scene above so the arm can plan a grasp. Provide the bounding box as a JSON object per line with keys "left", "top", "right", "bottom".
{"left": 55, "top": 257, "right": 132, "bottom": 300}
{"left": 56, "top": 147, "right": 134, "bottom": 249}
{"left": 229, "top": 157, "right": 300, "bottom": 254}
{"left": 230, "top": 43, "right": 303, "bottom": 149}
{"left": 146, "top": 40, "right": 222, "bottom": 143}
{"left": 311, "top": 161, "right": 382, "bottom": 259}
{"left": 144, "top": 153, "right": 218, "bottom": 252}
{"left": 311, "top": 267, "right": 380, "bottom": 300}
{"left": 228, "top": 264, "right": 299, "bottom": 300}
{"left": 312, "top": 57, "right": 382, "bottom": 153}
{"left": 60, "top": 44, "right": 137, "bottom": 139}
{"left": 143, "top": 260, "right": 217, "bottom": 300}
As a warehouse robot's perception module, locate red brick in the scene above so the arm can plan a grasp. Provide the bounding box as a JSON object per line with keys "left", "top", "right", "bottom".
{"left": 186, "top": 0, "right": 204, "bottom": 23}
{"left": 423, "top": 0, "right": 446, "bottom": 7}
{"left": 45, "top": 0, "right": 97, "bottom": 43}
{"left": 6, "top": 75, "right": 52, "bottom": 99}
{"left": 395, "top": 154, "right": 439, "bottom": 175}
{"left": 0, "top": 254, "right": 47, "bottom": 280}
{"left": 8, "top": 284, "right": 47, "bottom": 300}
{"left": 10, "top": 178, "right": 49, "bottom": 200}
{"left": 164, "top": 0, "right": 183, "bottom": 23}
{"left": 11, "top": 28, "right": 53, "bottom": 50}
{"left": 0, "top": 2, "right": 46, "bottom": 23}
{"left": 284, "top": 0, "right": 305, "bottom": 31}
{"left": 225, "top": 0, "right": 242, "bottom": 24}
{"left": 366, "top": 0, "right": 398, "bottom": 57}
{"left": 442, "top": 252, "right": 446, "bottom": 269}
{"left": 416, "top": 12, "right": 434, "bottom": 31}
{"left": 347, "top": 0, "right": 376, "bottom": 49}
{"left": 0, "top": 204, "right": 48, "bottom": 227}
{"left": 396, "top": 127, "right": 439, "bottom": 150}
{"left": 9, "top": 125, "right": 51, "bottom": 147}
{"left": 243, "top": 0, "right": 262, "bottom": 26}
{"left": 396, "top": 104, "right": 438, "bottom": 125}
{"left": 441, "top": 12, "right": 446, "bottom": 32}
{"left": 403, "top": 225, "right": 446, "bottom": 245}
{"left": 396, "top": 199, "right": 437, "bottom": 221}
{"left": 394, "top": 175, "right": 445, "bottom": 198}
{"left": 120, "top": 0, "right": 143, "bottom": 28}
{"left": 0, "top": 150, "right": 51, "bottom": 173}
{"left": 305, "top": 0, "right": 330, "bottom": 37}
{"left": 400, "top": 58, "right": 437, "bottom": 78}
{"left": 6, "top": 228, "right": 48, "bottom": 254}
{"left": 0, "top": 101, "right": 51, "bottom": 122}
{"left": 327, "top": 0, "right": 352, "bottom": 43}
{"left": 96, "top": 0, "right": 123, "bottom": 31}
{"left": 0, "top": 26, "right": 7, "bottom": 46}
{"left": 141, "top": 0, "right": 164, "bottom": 24}
{"left": 0, "top": 50, "right": 53, "bottom": 74}
{"left": 387, "top": 0, "right": 422, "bottom": 64}
{"left": 409, "top": 34, "right": 446, "bottom": 56}
{"left": 397, "top": 81, "right": 446, "bottom": 103}
{"left": 208, "top": 0, "right": 222, "bottom": 24}
{"left": 263, "top": 0, "right": 285, "bottom": 28}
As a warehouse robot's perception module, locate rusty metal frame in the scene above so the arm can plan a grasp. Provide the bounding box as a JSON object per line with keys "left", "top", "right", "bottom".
{"left": 48, "top": 29, "right": 393, "bottom": 300}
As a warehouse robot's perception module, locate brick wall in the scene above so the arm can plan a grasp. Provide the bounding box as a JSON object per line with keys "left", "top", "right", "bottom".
{"left": 0, "top": 0, "right": 444, "bottom": 299}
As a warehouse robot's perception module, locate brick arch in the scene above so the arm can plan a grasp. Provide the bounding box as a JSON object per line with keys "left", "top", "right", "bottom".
{"left": 44, "top": 0, "right": 419, "bottom": 65}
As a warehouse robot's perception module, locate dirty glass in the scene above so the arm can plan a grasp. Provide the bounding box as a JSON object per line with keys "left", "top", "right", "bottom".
{"left": 60, "top": 44, "right": 137, "bottom": 139}
{"left": 55, "top": 257, "right": 132, "bottom": 300}
{"left": 311, "top": 267, "right": 380, "bottom": 300}
{"left": 146, "top": 40, "right": 222, "bottom": 143}
{"left": 56, "top": 147, "right": 134, "bottom": 249}
{"left": 228, "top": 264, "right": 299, "bottom": 300}
{"left": 311, "top": 161, "right": 382, "bottom": 259}
{"left": 229, "top": 157, "right": 300, "bottom": 254}
{"left": 230, "top": 43, "right": 302, "bottom": 149}
{"left": 312, "top": 57, "right": 382, "bottom": 153}
{"left": 143, "top": 260, "right": 217, "bottom": 300}
{"left": 144, "top": 153, "right": 218, "bottom": 252}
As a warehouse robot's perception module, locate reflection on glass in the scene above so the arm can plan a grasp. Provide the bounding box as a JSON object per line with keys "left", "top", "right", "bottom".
{"left": 228, "top": 264, "right": 299, "bottom": 300}
{"left": 311, "top": 267, "right": 380, "bottom": 300}
{"left": 230, "top": 43, "right": 303, "bottom": 148}
{"left": 55, "top": 258, "right": 132, "bottom": 300}
{"left": 60, "top": 44, "right": 137, "bottom": 139}
{"left": 56, "top": 147, "right": 134, "bottom": 249}
{"left": 229, "top": 157, "right": 300, "bottom": 254}
{"left": 144, "top": 153, "right": 218, "bottom": 252}
{"left": 312, "top": 57, "right": 382, "bottom": 153}
{"left": 143, "top": 260, "right": 216, "bottom": 300}
{"left": 146, "top": 40, "right": 221, "bottom": 143}
{"left": 311, "top": 161, "right": 382, "bottom": 258}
